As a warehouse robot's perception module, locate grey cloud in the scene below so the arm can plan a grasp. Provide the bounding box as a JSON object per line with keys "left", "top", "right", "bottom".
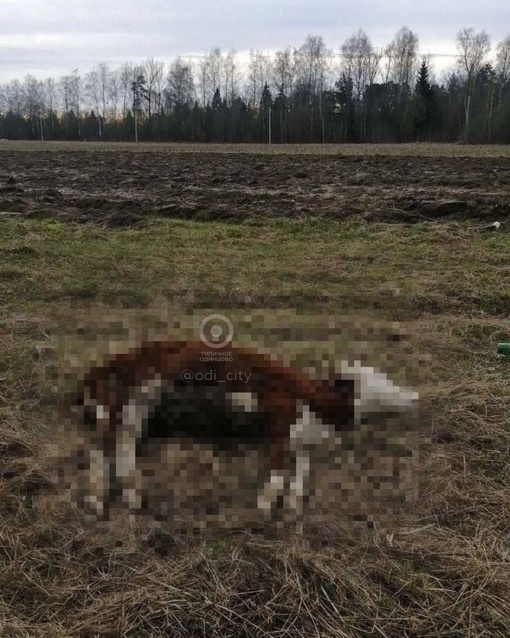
{"left": 0, "top": 0, "right": 508, "bottom": 82}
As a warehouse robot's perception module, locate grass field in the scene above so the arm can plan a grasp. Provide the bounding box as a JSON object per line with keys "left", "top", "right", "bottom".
{"left": 2, "top": 139, "right": 510, "bottom": 156}
{"left": 1, "top": 143, "right": 510, "bottom": 636}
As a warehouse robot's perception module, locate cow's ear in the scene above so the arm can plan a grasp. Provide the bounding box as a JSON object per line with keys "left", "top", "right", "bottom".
{"left": 331, "top": 376, "right": 355, "bottom": 394}
{"left": 68, "top": 390, "right": 83, "bottom": 408}
{"left": 81, "top": 405, "right": 99, "bottom": 429}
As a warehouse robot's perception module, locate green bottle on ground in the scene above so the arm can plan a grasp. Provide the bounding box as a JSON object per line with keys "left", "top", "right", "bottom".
{"left": 497, "top": 343, "right": 510, "bottom": 355}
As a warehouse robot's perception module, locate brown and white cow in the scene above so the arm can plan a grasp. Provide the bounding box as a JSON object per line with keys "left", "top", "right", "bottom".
{"left": 71, "top": 339, "right": 356, "bottom": 523}
{"left": 71, "top": 339, "right": 418, "bottom": 528}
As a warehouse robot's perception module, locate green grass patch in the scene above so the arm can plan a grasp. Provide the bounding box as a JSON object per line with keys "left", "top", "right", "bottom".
{"left": 1, "top": 218, "right": 509, "bottom": 321}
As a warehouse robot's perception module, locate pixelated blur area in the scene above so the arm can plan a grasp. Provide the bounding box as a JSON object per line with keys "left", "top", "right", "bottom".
{"left": 63, "top": 309, "right": 420, "bottom": 530}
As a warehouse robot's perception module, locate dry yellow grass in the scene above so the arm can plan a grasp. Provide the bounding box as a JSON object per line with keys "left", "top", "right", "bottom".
{"left": 2, "top": 301, "right": 510, "bottom": 636}
{"left": 1, "top": 138, "right": 510, "bottom": 157}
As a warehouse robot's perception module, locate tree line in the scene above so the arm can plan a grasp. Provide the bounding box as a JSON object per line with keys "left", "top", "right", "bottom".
{"left": 1, "top": 27, "right": 509, "bottom": 144}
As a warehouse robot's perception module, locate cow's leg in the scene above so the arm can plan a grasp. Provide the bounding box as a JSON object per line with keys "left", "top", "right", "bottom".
{"left": 287, "top": 444, "right": 310, "bottom": 531}
{"left": 257, "top": 424, "right": 289, "bottom": 520}
{"left": 287, "top": 402, "right": 314, "bottom": 531}
{"left": 77, "top": 397, "right": 114, "bottom": 520}
{"left": 257, "top": 469, "right": 286, "bottom": 518}
{"left": 85, "top": 443, "right": 111, "bottom": 520}
{"left": 116, "top": 376, "right": 164, "bottom": 518}
{"left": 116, "top": 406, "right": 143, "bottom": 518}
{"left": 289, "top": 451, "right": 310, "bottom": 532}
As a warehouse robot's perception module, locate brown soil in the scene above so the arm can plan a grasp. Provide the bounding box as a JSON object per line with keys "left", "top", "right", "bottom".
{"left": 0, "top": 151, "right": 509, "bottom": 227}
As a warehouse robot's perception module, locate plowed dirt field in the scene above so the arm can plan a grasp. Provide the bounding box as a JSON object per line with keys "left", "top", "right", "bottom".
{"left": 1, "top": 150, "right": 509, "bottom": 227}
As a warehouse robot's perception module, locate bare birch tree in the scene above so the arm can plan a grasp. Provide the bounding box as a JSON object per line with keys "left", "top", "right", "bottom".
{"left": 385, "top": 26, "right": 419, "bottom": 99}
{"left": 247, "top": 50, "right": 270, "bottom": 108}
{"left": 456, "top": 27, "right": 491, "bottom": 139}
{"left": 165, "top": 57, "right": 196, "bottom": 110}
{"left": 196, "top": 49, "right": 225, "bottom": 106}
{"left": 197, "top": 57, "right": 209, "bottom": 107}
{"left": 43, "top": 78, "right": 59, "bottom": 136}
{"left": 85, "top": 63, "right": 114, "bottom": 137}
{"left": 340, "top": 29, "right": 381, "bottom": 140}
{"left": 295, "top": 35, "right": 331, "bottom": 141}
{"left": 59, "top": 75, "right": 71, "bottom": 117}
{"left": 118, "top": 62, "right": 135, "bottom": 118}
{"left": 4, "top": 80, "right": 24, "bottom": 137}
{"left": 0, "top": 86, "right": 6, "bottom": 118}
{"left": 208, "top": 48, "right": 223, "bottom": 97}
{"left": 272, "top": 47, "right": 295, "bottom": 98}
{"left": 44, "top": 78, "right": 58, "bottom": 115}
{"left": 68, "top": 69, "right": 83, "bottom": 136}
{"left": 341, "top": 29, "right": 381, "bottom": 101}
{"left": 24, "top": 75, "right": 45, "bottom": 139}
{"left": 223, "top": 49, "right": 239, "bottom": 106}
{"left": 143, "top": 58, "right": 165, "bottom": 118}
{"left": 496, "top": 35, "right": 510, "bottom": 92}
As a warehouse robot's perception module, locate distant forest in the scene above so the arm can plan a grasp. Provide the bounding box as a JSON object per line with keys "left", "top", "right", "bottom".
{"left": 1, "top": 27, "right": 509, "bottom": 144}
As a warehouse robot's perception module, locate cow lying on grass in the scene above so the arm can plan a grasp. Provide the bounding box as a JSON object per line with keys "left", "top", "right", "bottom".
{"left": 71, "top": 339, "right": 418, "bottom": 528}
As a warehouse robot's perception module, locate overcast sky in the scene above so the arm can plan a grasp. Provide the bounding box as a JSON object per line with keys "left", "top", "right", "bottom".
{"left": 0, "top": 0, "right": 508, "bottom": 83}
